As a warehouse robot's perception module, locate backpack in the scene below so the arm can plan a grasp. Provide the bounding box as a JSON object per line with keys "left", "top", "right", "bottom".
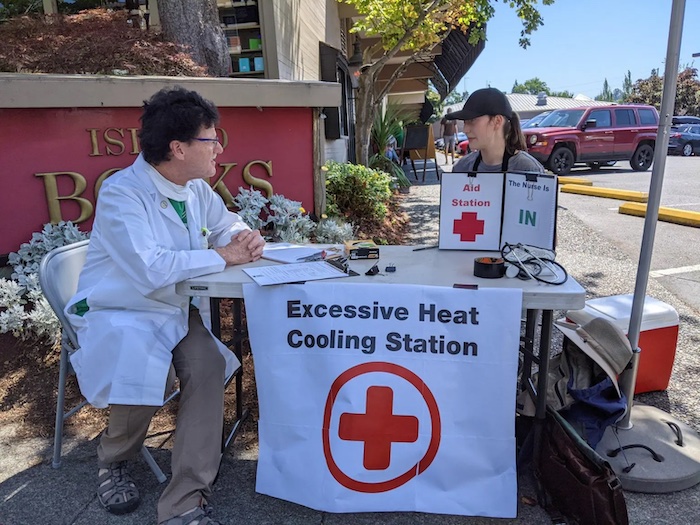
{"left": 517, "top": 339, "right": 626, "bottom": 448}
{"left": 537, "top": 406, "right": 629, "bottom": 525}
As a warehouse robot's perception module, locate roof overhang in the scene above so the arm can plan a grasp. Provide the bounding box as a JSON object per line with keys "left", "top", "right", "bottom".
{"left": 359, "top": 26, "right": 485, "bottom": 101}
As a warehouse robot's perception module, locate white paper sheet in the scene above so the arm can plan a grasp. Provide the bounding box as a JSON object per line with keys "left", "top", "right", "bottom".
{"left": 262, "top": 243, "right": 326, "bottom": 263}
{"left": 243, "top": 261, "right": 349, "bottom": 286}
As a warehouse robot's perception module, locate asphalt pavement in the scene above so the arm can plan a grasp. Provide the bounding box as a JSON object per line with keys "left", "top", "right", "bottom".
{"left": 2, "top": 155, "right": 700, "bottom": 524}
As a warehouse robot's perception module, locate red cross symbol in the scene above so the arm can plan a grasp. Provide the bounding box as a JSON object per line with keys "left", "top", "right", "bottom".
{"left": 338, "top": 386, "right": 419, "bottom": 470}
{"left": 453, "top": 212, "right": 485, "bottom": 242}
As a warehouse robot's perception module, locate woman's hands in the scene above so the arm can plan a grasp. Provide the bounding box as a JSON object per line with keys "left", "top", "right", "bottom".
{"left": 215, "top": 229, "right": 265, "bottom": 265}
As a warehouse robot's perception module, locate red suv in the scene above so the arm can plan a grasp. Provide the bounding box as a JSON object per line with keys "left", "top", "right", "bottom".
{"left": 523, "top": 105, "right": 659, "bottom": 175}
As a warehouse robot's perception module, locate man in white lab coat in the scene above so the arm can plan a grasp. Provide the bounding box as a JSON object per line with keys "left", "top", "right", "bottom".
{"left": 65, "top": 86, "right": 265, "bottom": 525}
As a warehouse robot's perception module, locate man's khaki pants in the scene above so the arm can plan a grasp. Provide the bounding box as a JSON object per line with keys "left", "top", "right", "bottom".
{"left": 97, "top": 308, "right": 226, "bottom": 523}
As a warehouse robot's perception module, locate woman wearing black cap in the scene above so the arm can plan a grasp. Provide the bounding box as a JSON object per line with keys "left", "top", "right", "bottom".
{"left": 446, "top": 88, "right": 544, "bottom": 175}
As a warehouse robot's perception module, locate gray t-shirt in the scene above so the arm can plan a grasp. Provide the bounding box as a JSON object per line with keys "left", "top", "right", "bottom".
{"left": 452, "top": 150, "right": 544, "bottom": 174}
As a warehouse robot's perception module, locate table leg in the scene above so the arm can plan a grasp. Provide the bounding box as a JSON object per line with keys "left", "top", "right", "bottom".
{"left": 532, "top": 310, "right": 553, "bottom": 507}
{"left": 210, "top": 298, "right": 249, "bottom": 451}
{"left": 517, "top": 309, "right": 554, "bottom": 468}
{"left": 520, "top": 309, "right": 538, "bottom": 396}
{"left": 517, "top": 309, "right": 539, "bottom": 467}
{"left": 535, "top": 310, "right": 553, "bottom": 420}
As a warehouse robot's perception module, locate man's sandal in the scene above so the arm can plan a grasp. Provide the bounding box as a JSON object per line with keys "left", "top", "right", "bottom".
{"left": 159, "top": 505, "right": 222, "bottom": 525}
{"left": 97, "top": 460, "right": 140, "bottom": 515}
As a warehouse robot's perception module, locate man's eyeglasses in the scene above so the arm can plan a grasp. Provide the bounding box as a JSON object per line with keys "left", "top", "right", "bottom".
{"left": 193, "top": 137, "right": 221, "bottom": 147}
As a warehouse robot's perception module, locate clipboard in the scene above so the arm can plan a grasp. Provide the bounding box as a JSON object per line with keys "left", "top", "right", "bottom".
{"left": 243, "top": 260, "right": 355, "bottom": 286}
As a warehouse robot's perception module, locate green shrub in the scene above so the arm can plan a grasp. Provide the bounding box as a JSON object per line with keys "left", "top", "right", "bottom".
{"left": 368, "top": 153, "right": 411, "bottom": 189}
{"left": 323, "top": 161, "right": 394, "bottom": 232}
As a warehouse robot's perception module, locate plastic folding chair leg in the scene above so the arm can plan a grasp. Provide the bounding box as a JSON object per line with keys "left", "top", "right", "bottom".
{"left": 52, "top": 346, "right": 69, "bottom": 469}
{"left": 140, "top": 446, "right": 167, "bottom": 484}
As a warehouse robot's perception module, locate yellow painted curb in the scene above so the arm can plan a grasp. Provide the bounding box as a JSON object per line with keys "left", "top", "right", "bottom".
{"left": 557, "top": 177, "right": 593, "bottom": 186}
{"left": 619, "top": 202, "right": 700, "bottom": 227}
{"left": 561, "top": 185, "right": 648, "bottom": 202}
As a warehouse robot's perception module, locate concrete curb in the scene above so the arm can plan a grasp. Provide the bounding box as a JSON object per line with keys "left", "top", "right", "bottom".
{"left": 556, "top": 176, "right": 593, "bottom": 186}
{"left": 619, "top": 202, "right": 700, "bottom": 227}
{"left": 560, "top": 185, "right": 648, "bottom": 202}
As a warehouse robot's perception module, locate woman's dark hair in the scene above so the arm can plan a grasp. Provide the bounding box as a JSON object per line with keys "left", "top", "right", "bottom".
{"left": 503, "top": 112, "right": 527, "bottom": 155}
{"left": 138, "top": 86, "right": 220, "bottom": 165}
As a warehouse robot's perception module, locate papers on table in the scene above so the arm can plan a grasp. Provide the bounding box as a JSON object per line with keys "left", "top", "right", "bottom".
{"left": 262, "top": 243, "right": 326, "bottom": 263}
{"left": 243, "top": 261, "right": 349, "bottom": 286}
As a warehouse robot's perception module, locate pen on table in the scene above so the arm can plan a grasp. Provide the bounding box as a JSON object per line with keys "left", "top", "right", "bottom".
{"left": 412, "top": 245, "right": 439, "bottom": 251}
{"left": 297, "top": 251, "right": 326, "bottom": 262}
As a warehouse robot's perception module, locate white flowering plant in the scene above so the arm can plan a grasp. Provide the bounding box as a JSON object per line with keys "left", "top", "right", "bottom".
{"left": 1, "top": 221, "right": 89, "bottom": 342}
{"left": 231, "top": 187, "right": 269, "bottom": 231}
{"left": 232, "top": 187, "right": 355, "bottom": 244}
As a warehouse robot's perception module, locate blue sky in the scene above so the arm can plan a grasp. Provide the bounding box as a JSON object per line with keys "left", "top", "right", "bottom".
{"left": 459, "top": 0, "right": 700, "bottom": 99}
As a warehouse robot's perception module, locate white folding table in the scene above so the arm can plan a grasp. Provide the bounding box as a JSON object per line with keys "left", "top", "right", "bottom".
{"left": 176, "top": 246, "right": 585, "bottom": 453}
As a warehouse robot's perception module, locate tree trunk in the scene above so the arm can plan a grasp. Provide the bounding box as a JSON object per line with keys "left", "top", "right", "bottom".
{"left": 157, "top": 0, "right": 229, "bottom": 77}
{"left": 355, "top": 70, "right": 377, "bottom": 166}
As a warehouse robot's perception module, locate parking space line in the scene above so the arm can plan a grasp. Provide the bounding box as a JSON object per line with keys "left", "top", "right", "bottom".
{"left": 650, "top": 264, "right": 700, "bottom": 277}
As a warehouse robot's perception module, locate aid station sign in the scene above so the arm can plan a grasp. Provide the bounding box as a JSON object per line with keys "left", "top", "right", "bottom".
{"left": 243, "top": 281, "right": 522, "bottom": 517}
{"left": 439, "top": 172, "right": 557, "bottom": 251}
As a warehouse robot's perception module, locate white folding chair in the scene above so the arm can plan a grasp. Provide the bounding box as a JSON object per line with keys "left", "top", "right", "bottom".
{"left": 39, "top": 240, "right": 167, "bottom": 483}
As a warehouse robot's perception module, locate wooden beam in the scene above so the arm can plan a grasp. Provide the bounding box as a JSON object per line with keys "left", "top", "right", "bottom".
{"left": 377, "top": 78, "right": 428, "bottom": 93}
{"left": 376, "top": 62, "right": 434, "bottom": 81}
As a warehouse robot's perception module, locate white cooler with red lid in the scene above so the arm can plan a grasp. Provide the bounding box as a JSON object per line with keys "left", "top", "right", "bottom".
{"left": 565, "top": 294, "right": 679, "bottom": 394}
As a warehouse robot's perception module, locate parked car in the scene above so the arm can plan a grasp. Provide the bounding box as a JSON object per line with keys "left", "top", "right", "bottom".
{"left": 435, "top": 132, "right": 467, "bottom": 152}
{"left": 522, "top": 111, "right": 552, "bottom": 129}
{"left": 522, "top": 104, "right": 659, "bottom": 175}
{"left": 668, "top": 124, "right": 700, "bottom": 156}
{"left": 457, "top": 138, "right": 470, "bottom": 155}
{"left": 672, "top": 115, "right": 700, "bottom": 126}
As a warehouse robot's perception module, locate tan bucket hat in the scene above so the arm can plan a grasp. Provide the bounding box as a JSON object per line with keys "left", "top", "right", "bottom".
{"left": 554, "top": 317, "right": 634, "bottom": 397}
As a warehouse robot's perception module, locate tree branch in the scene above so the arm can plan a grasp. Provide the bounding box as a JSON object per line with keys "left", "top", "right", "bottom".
{"left": 367, "top": 0, "right": 445, "bottom": 75}
{"left": 375, "top": 55, "right": 418, "bottom": 103}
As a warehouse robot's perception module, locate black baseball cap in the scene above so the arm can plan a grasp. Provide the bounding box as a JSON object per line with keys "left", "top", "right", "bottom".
{"left": 445, "top": 88, "right": 513, "bottom": 121}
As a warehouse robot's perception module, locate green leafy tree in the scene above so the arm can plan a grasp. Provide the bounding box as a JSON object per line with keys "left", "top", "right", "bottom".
{"left": 511, "top": 77, "right": 549, "bottom": 95}
{"left": 444, "top": 89, "right": 467, "bottom": 106}
{"left": 343, "top": 0, "right": 554, "bottom": 165}
{"left": 595, "top": 78, "right": 614, "bottom": 101}
{"left": 627, "top": 70, "right": 662, "bottom": 108}
{"left": 675, "top": 67, "right": 700, "bottom": 116}
{"left": 425, "top": 85, "right": 444, "bottom": 123}
{"left": 622, "top": 70, "right": 633, "bottom": 101}
{"left": 550, "top": 90, "right": 573, "bottom": 98}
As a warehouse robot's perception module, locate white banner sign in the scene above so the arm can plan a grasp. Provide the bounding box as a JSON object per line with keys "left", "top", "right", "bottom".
{"left": 439, "top": 172, "right": 557, "bottom": 250}
{"left": 243, "top": 282, "right": 522, "bottom": 517}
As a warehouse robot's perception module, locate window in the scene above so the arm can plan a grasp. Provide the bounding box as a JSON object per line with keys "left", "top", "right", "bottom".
{"left": 638, "top": 108, "right": 657, "bottom": 125}
{"left": 614, "top": 109, "right": 637, "bottom": 126}
{"left": 588, "top": 110, "right": 611, "bottom": 128}
{"left": 539, "top": 109, "right": 585, "bottom": 128}
{"left": 320, "top": 43, "right": 353, "bottom": 140}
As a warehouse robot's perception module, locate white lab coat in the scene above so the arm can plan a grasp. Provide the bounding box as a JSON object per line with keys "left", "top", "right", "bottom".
{"left": 65, "top": 154, "right": 245, "bottom": 408}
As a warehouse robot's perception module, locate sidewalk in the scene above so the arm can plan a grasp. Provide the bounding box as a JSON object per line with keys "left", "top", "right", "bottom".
{"left": 2, "top": 159, "right": 700, "bottom": 524}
